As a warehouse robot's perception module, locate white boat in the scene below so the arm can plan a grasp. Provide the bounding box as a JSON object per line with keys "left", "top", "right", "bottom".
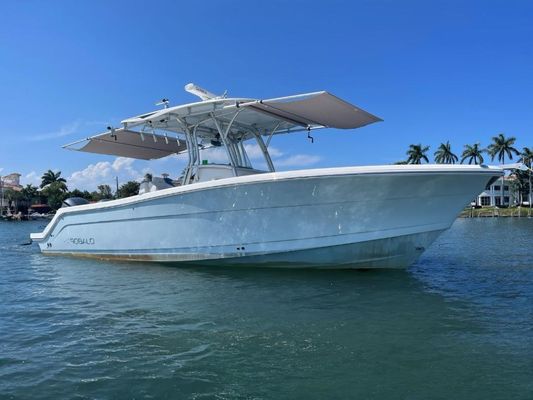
{"left": 30, "top": 84, "right": 502, "bottom": 268}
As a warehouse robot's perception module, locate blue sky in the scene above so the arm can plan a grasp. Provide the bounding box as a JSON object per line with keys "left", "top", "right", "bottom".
{"left": 1, "top": 0, "right": 531, "bottom": 190}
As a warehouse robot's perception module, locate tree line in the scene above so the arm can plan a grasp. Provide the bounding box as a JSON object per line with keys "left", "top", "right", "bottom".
{"left": 2, "top": 134, "right": 531, "bottom": 213}
{"left": 399, "top": 134, "right": 531, "bottom": 166}
{"left": 1, "top": 171, "right": 141, "bottom": 213}
{"left": 398, "top": 133, "right": 532, "bottom": 205}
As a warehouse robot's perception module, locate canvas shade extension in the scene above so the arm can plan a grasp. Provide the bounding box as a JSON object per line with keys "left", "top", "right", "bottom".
{"left": 63, "top": 128, "right": 187, "bottom": 160}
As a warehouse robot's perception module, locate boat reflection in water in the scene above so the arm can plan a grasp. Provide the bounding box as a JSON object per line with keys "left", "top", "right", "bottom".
{"left": 31, "top": 84, "right": 502, "bottom": 268}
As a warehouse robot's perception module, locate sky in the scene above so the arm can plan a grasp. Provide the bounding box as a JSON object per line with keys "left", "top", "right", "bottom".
{"left": 0, "top": 0, "right": 532, "bottom": 191}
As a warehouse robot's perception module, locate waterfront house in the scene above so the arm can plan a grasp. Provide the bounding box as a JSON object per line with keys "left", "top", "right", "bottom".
{"left": 476, "top": 176, "right": 518, "bottom": 207}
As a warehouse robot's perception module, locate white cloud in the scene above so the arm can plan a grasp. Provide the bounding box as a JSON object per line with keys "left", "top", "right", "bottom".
{"left": 244, "top": 144, "right": 283, "bottom": 159}
{"left": 242, "top": 143, "right": 320, "bottom": 168}
{"left": 22, "top": 171, "right": 41, "bottom": 187}
{"left": 274, "top": 154, "right": 322, "bottom": 168}
{"left": 25, "top": 120, "right": 115, "bottom": 142}
{"left": 26, "top": 121, "right": 82, "bottom": 142}
{"left": 200, "top": 144, "right": 284, "bottom": 165}
{"left": 154, "top": 151, "right": 188, "bottom": 163}
{"left": 68, "top": 157, "right": 143, "bottom": 191}
{"left": 111, "top": 157, "right": 136, "bottom": 174}
{"left": 141, "top": 167, "right": 155, "bottom": 177}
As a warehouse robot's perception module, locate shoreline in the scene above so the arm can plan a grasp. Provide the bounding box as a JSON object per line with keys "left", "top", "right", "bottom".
{"left": 459, "top": 206, "right": 532, "bottom": 218}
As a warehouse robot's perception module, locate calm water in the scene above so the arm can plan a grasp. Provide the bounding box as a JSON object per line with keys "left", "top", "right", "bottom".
{"left": 1, "top": 219, "right": 532, "bottom": 399}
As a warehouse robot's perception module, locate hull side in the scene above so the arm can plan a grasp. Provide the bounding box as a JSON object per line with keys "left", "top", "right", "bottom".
{"left": 31, "top": 166, "right": 501, "bottom": 269}
{"left": 172, "top": 229, "right": 445, "bottom": 269}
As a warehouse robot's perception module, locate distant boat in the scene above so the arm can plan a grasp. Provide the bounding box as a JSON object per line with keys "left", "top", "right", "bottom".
{"left": 30, "top": 84, "right": 502, "bottom": 268}
{"left": 28, "top": 212, "right": 49, "bottom": 220}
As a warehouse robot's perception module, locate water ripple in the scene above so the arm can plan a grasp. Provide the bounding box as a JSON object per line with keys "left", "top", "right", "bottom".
{"left": 1, "top": 219, "right": 533, "bottom": 399}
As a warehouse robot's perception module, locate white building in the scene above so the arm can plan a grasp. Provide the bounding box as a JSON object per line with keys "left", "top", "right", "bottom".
{"left": 1, "top": 173, "right": 22, "bottom": 189}
{"left": 1, "top": 173, "right": 23, "bottom": 209}
{"left": 476, "top": 176, "right": 518, "bottom": 207}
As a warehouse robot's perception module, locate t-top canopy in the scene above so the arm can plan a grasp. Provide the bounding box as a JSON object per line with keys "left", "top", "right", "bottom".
{"left": 241, "top": 91, "right": 381, "bottom": 129}
{"left": 119, "top": 91, "right": 381, "bottom": 136}
{"left": 63, "top": 128, "right": 186, "bottom": 160}
{"left": 63, "top": 87, "right": 382, "bottom": 160}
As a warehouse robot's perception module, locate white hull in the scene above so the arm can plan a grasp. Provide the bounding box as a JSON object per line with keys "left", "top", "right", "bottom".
{"left": 31, "top": 165, "right": 501, "bottom": 269}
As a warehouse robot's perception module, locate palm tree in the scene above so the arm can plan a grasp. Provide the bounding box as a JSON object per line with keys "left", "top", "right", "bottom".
{"left": 487, "top": 134, "right": 520, "bottom": 207}
{"left": 406, "top": 144, "right": 430, "bottom": 164}
{"left": 434, "top": 141, "right": 458, "bottom": 164}
{"left": 40, "top": 170, "right": 67, "bottom": 189}
{"left": 519, "top": 147, "right": 532, "bottom": 209}
{"left": 41, "top": 181, "right": 68, "bottom": 210}
{"left": 518, "top": 147, "right": 532, "bottom": 168}
{"left": 460, "top": 143, "right": 485, "bottom": 164}
{"left": 97, "top": 184, "right": 113, "bottom": 200}
{"left": 21, "top": 184, "right": 39, "bottom": 203}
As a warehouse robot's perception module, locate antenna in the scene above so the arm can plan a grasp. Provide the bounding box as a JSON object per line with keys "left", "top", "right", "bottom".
{"left": 156, "top": 98, "right": 170, "bottom": 108}
{"left": 184, "top": 83, "right": 220, "bottom": 101}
